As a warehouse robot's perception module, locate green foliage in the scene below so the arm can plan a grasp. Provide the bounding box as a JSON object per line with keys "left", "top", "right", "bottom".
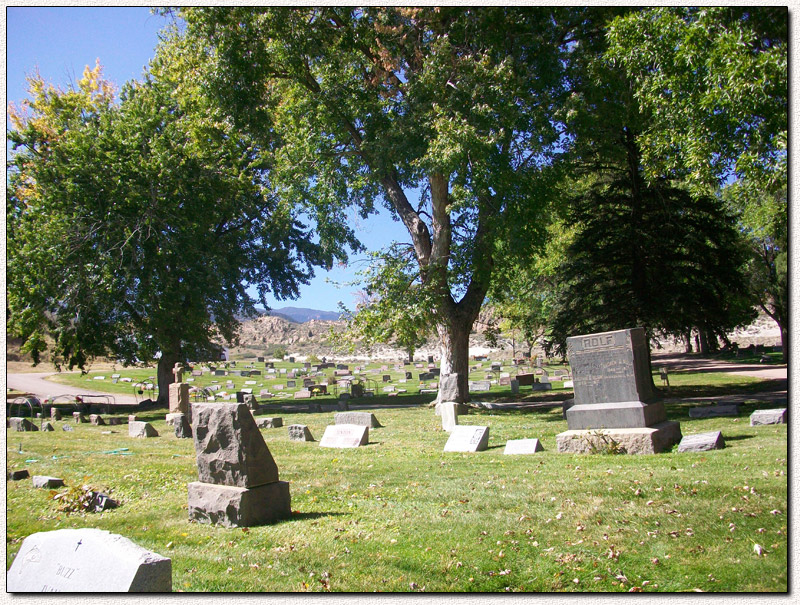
{"left": 606, "top": 7, "right": 787, "bottom": 192}
{"left": 548, "top": 177, "right": 755, "bottom": 354}
{"left": 333, "top": 245, "right": 435, "bottom": 358}
{"left": 6, "top": 45, "right": 339, "bottom": 396}
{"left": 268, "top": 345, "right": 289, "bottom": 360}
{"left": 170, "top": 7, "right": 579, "bottom": 396}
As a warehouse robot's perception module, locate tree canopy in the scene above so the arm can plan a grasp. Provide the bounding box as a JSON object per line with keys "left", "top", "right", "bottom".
{"left": 173, "top": 6, "right": 579, "bottom": 401}
{"left": 6, "top": 45, "right": 340, "bottom": 400}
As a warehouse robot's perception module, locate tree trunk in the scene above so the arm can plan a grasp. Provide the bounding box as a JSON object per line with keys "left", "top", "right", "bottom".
{"left": 778, "top": 321, "right": 788, "bottom": 364}
{"left": 156, "top": 350, "right": 181, "bottom": 407}
{"left": 436, "top": 315, "right": 473, "bottom": 404}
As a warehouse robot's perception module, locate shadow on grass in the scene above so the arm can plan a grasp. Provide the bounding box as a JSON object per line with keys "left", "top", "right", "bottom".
{"left": 722, "top": 434, "right": 756, "bottom": 442}
{"left": 289, "top": 511, "right": 348, "bottom": 521}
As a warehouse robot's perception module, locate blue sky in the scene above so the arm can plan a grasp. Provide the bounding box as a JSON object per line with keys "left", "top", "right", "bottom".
{"left": 6, "top": 6, "right": 406, "bottom": 313}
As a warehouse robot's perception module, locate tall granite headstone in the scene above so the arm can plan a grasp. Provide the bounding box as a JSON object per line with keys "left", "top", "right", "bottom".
{"left": 188, "top": 403, "right": 291, "bottom": 527}
{"left": 557, "top": 327, "right": 681, "bottom": 454}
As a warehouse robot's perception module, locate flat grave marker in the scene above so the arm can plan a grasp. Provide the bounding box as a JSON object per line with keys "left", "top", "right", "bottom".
{"left": 443, "top": 425, "right": 489, "bottom": 452}
{"left": 503, "top": 438, "right": 543, "bottom": 455}
{"left": 319, "top": 424, "right": 369, "bottom": 448}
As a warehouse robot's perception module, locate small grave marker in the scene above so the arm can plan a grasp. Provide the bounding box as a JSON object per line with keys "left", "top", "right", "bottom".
{"left": 503, "top": 438, "right": 543, "bottom": 455}
{"left": 443, "top": 425, "right": 489, "bottom": 452}
{"left": 678, "top": 431, "right": 725, "bottom": 453}
{"left": 288, "top": 424, "right": 314, "bottom": 442}
{"left": 750, "top": 408, "right": 787, "bottom": 426}
{"left": 319, "top": 424, "right": 369, "bottom": 448}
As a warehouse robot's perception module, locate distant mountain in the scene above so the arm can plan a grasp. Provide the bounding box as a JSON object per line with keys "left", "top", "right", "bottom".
{"left": 264, "top": 306, "right": 342, "bottom": 323}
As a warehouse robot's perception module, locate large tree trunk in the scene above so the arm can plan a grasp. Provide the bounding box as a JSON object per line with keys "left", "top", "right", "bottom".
{"left": 436, "top": 314, "right": 474, "bottom": 404}
{"left": 156, "top": 349, "right": 181, "bottom": 407}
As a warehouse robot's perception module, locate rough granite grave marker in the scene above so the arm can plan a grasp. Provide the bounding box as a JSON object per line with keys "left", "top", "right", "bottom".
{"left": 188, "top": 403, "right": 291, "bottom": 527}
{"left": 6, "top": 528, "right": 171, "bottom": 592}
{"left": 288, "top": 424, "right": 314, "bottom": 442}
{"left": 750, "top": 408, "right": 787, "bottom": 426}
{"left": 557, "top": 327, "right": 680, "bottom": 454}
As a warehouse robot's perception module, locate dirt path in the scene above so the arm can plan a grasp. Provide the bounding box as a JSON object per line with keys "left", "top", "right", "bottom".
{"left": 5, "top": 372, "right": 139, "bottom": 405}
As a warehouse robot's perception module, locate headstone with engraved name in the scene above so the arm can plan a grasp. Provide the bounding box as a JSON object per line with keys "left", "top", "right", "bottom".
{"left": 558, "top": 328, "right": 680, "bottom": 454}
{"left": 6, "top": 528, "right": 171, "bottom": 592}
{"left": 443, "top": 425, "right": 489, "bottom": 452}
{"left": 319, "top": 424, "right": 369, "bottom": 448}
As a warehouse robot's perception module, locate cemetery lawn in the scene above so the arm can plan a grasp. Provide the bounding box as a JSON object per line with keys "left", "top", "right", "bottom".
{"left": 7, "top": 386, "right": 787, "bottom": 593}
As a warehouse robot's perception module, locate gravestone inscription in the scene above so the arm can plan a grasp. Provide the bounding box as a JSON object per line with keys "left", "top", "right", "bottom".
{"left": 558, "top": 327, "right": 681, "bottom": 454}
{"left": 443, "top": 425, "right": 489, "bottom": 452}
{"left": 6, "top": 528, "right": 172, "bottom": 592}
{"left": 319, "top": 424, "right": 369, "bottom": 448}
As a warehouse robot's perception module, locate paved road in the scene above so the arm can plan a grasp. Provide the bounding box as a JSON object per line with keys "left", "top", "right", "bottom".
{"left": 6, "top": 372, "right": 140, "bottom": 405}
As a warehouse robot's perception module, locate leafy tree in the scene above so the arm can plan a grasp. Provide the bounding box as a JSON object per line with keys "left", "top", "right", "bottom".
{"left": 606, "top": 7, "right": 787, "bottom": 192}
{"left": 335, "top": 245, "right": 435, "bottom": 362}
{"left": 547, "top": 174, "right": 755, "bottom": 356}
{"left": 722, "top": 181, "right": 788, "bottom": 360}
{"left": 173, "top": 6, "right": 579, "bottom": 402}
{"left": 7, "top": 50, "right": 338, "bottom": 403}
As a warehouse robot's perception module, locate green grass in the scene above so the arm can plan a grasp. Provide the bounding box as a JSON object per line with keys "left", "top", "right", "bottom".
{"left": 43, "top": 359, "right": 577, "bottom": 403}
{"left": 6, "top": 363, "right": 788, "bottom": 592}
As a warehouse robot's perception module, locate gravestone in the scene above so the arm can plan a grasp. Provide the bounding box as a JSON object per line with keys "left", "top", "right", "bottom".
{"left": 32, "top": 476, "right": 65, "bottom": 489}
{"left": 168, "top": 383, "right": 190, "bottom": 415}
{"left": 7, "top": 469, "right": 29, "bottom": 481}
{"left": 438, "top": 374, "right": 460, "bottom": 403}
{"left": 443, "top": 425, "right": 489, "bottom": 452}
{"left": 255, "top": 417, "right": 283, "bottom": 429}
{"left": 688, "top": 404, "right": 740, "bottom": 419}
{"left": 286, "top": 380, "right": 296, "bottom": 388}
{"left": 557, "top": 327, "right": 680, "bottom": 454}
{"left": 678, "top": 431, "right": 725, "bottom": 453}
{"left": 6, "top": 528, "right": 172, "bottom": 592}
{"left": 288, "top": 424, "right": 314, "bottom": 442}
{"left": 188, "top": 403, "right": 291, "bottom": 527}
{"left": 41, "top": 422, "right": 54, "bottom": 432}
{"left": 750, "top": 408, "right": 787, "bottom": 426}
{"left": 503, "top": 438, "right": 543, "bottom": 455}
{"left": 510, "top": 379, "right": 519, "bottom": 394}
{"left": 129, "top": 422, "right": 158, "bottom": 438}
{"left": 89, "top": 415, "right": 105, "bottom": 426}
{"left": 294, "top": 390, "right": 312, "bottom": 400}
{"left": 498, "top": 376, "right": 511, "bottom": 386}
{"left": 440, "top": 401, "right": 459, "bottom": 432}
{"left": 9, "top": 418, "right": 38, "bottom": 432}
{"left": 334, "top": 412, "right": 382, "bottom": 428}
{"left": 470, "top": 380, "right": 491, "bottom": 392}
{"left": 319, "top": 424, "right": 369, "bottom": 448}
{"left": 174, "top": 414, "right": 193, "bottom": 439}
{"left": 50, "top": 409, "right": 62, "bottom": 421}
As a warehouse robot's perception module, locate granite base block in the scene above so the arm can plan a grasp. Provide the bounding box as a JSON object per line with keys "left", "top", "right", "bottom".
{"left": 565, "top": 400, "right": 667, "bottom": 430}
{"left": 188, "top": 481, "right": 291, "bottom": 528}
{"left": 556, "top": 421, "right": 682, "bottom": 455}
